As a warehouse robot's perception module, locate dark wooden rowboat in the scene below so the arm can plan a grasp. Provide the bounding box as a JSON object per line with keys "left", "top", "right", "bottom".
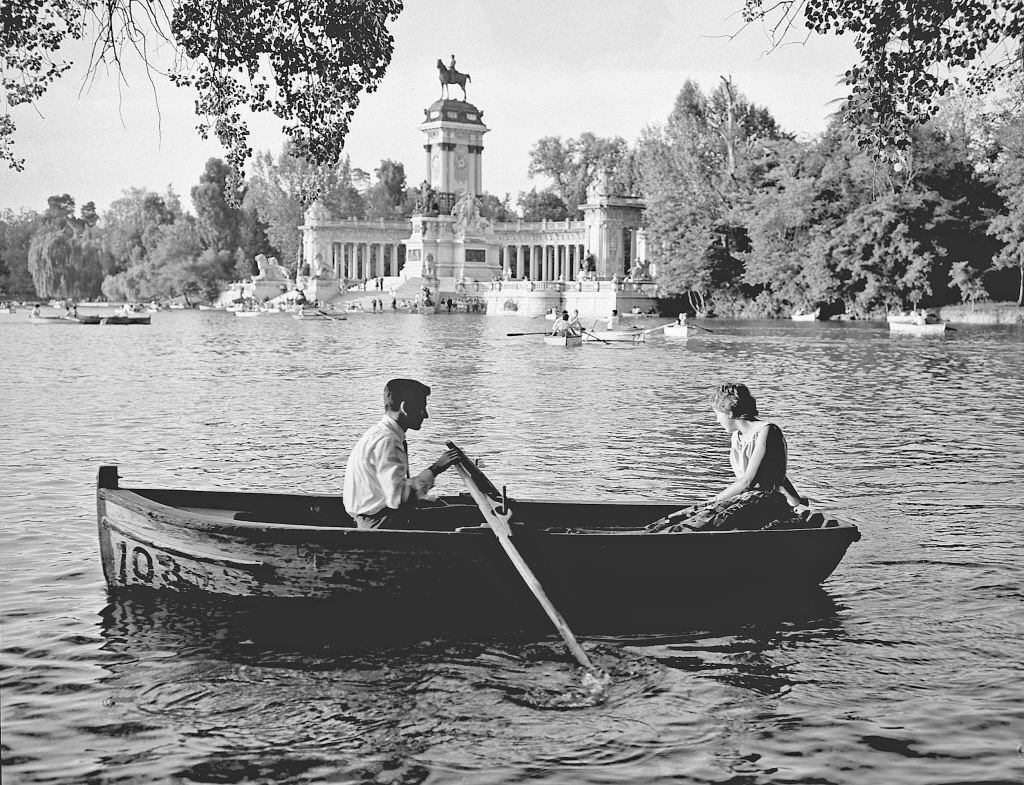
{"left": 96, "top": 466, "right": 860, "bottom": 629}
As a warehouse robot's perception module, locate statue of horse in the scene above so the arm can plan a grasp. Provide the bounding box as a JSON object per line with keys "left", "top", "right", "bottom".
{"left": 436, "top": 59, "right": 471, "bottom": 101}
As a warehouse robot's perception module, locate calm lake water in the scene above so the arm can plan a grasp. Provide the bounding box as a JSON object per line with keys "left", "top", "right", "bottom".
{"left": 1, "top": 310, "right": 1022, "bottom": 785}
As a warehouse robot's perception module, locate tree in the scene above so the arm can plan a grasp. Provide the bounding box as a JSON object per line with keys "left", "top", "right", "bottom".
{"left": 103, "top": 188, "right": 181, "bottom": 278}
{"left": 364, "top": 159, "right": 408, "bottom": 219}
{"left": 27, "top": 195, "right": 107, "bottom": 299}
{"left": 638, "top": 79, "right": 784, "bottom": 312}
{"left": 986, "top": 109, "right": 1024, "bottom": 305}
{"left": 247, "top": 145, "right": 364, "bottom": 273}
{"left": 740, "top": 1, "right": 1023, "bottom": 164}
{"left": 824, "top": 191, "right": 953, "bottom": 313}
{"left": 3, "top": 0, "right": 403, "bottom": 191}
{"left": 0, "top": 209, "right": 41, "bottom": 297}
{"left": 479, "top": 192, "right": 518, "bottom": 222}
{"left": 517, "top": 188, "right": 569, "bottom": 221}
{"left": 527, "top": 133, "right": 637, "bottom": 216}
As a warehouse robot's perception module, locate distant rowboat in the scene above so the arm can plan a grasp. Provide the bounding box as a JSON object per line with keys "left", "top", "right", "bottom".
{"left": 662, "top": 323, "right": 689, "bottom": 339}
{"left": 29, "top": 314, "right": 84, "bottom": 325}
{"left": 102, "top": 314, "right": 151, "bottom": 325}
{"left": 887, "top": 311, "right": 946, "bottom": 335}
{"left": 791, "top": 308, "right": 820, "bottom": 321}
{"left": 582, "top": 328, "right": 646, "bottom": 344}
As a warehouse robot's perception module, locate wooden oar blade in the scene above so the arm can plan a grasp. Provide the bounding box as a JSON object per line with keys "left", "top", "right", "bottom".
{"left": 446, "top": 441, "right": 596, "bottom": 673}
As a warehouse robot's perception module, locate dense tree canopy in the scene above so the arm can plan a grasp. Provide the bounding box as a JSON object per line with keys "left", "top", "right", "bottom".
{"left": 527, "top": 133, "right": 638, "bottom": 217}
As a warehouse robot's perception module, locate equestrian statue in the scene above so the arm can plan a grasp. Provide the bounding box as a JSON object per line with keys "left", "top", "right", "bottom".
{"left": 437, "top": 54, "right": 471, "bottom": 101}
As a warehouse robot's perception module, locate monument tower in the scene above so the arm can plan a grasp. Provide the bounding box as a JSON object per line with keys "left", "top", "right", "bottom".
{"left": 400, "top": 56, "right": 499, "bottom": 295}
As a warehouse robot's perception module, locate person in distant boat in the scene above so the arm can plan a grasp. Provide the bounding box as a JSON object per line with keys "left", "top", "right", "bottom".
{"left": 568, "top": 310, "right": 583, "bottom": 334}
{"left": 343, "top": 378, "right": 460, "bottom": 529}
{"left": 605, "top": 309, "right": 621, "bottom": 330}
{"left": 647, "top": 384, "right": 810, "bottom": 533}
{"left": 31, "top": 304, "right": 41, "bottom": 318}
{"left": 551, "top": 310, "right": 577, "bottom": 337}
{"left": 676, "top": 313, "right": 688, "bottom": 325}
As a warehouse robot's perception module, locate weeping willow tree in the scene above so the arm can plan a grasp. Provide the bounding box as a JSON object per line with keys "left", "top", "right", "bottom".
{"left": 27, "top": 196, "right": 107, "bottom": 299}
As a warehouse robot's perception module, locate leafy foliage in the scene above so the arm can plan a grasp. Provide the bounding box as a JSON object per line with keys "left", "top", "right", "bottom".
{"left": 517, "top": 188, "right": 570, "bottom": 221}
{"left": 741, "top": 0, "right": 1023, "bottom": 163}
{"left": 527, "top": 133, "right": 638, "bottom": 216}
{"left": 247, "top": 144, "right": 364, "bottom": 273}
{"left": 27, "top": 195, "right": 107, "bottom": 298}
{"left": 2, "top": 0, "right": 403, "bottom": 192}
{"left": 363, "top": 159, "right": 409, "bottom": 219}
{"left": 0, "top": 208, "right": 41, "bottom": 296}
{"left": 637, "top": 78, "right": 785, "bottom": 311}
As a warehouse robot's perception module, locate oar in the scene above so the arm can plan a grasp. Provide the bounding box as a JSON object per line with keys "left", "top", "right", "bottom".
{"left": 688, "top": 322, "right": 714, "bottom": 333}
{"left": 640, "top": 322, "right": 677, "bottom": 335}
{"left": 317, "top": 309, "right": 346, "bottom": 321}
{"left": 507, "top": 331, "right": 555, "bottom": 337}
{"left": 446, "top": 441, "right": 597, "bottom": 674}
{"left": 581, "top": 328, "right": 611, "bottom": 345}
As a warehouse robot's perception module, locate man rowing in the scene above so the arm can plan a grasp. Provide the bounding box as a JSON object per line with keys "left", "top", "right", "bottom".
{"left": 343, "top": 378, "right": 459, "bottom": 529}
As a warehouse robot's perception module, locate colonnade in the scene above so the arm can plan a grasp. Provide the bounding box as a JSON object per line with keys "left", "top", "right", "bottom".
{"left": 497, "top": 243, "right": 586, "bottom": 281}
{"left": 330, "top": 242, "right": 404, "bottom": 281}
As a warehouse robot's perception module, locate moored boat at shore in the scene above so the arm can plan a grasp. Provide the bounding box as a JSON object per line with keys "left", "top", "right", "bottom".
{"left": 95, "top": 465, "right": 860, "bottom": 629}
{"left": 887, "top": 310, "right": 946, "bottom": 335}
{"left": 791, "top": 308, "right": 821, "bottom": 321}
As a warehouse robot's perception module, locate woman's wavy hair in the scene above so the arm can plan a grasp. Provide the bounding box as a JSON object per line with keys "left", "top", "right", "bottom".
{"left": 711, "top": 383, "right": 758, "bottom": 420}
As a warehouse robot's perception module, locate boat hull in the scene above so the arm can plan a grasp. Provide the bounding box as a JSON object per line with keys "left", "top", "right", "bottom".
{"left": 29, "top": 315, "right": 83, "bottom": 325}
{"left": 582, "top": 329, "right": 646, "bottom": 344}
{"left": 888, "top": 321, "right": 946, "bottom": 335}
{"left": 96, "top": 469, "right": 860, "bottom": 628}
{"left": 662, "top": 324, "right": 689, "bottom": 339}
{"left": 102, "top": 315, "right": 151, "bottom": 325}
{"left": 543, "top": 334, "right": 583, "bottom": 347}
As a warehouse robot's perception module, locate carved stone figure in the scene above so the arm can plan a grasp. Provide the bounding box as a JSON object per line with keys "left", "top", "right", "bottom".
{"left": 253, "top": 254, "right": 290, "bottom": 281}
{"left": 451, "top": 193, "right": 489, "bottom": 238}
{"left": 415, "top": 181, "right": 440, "bottom": 216}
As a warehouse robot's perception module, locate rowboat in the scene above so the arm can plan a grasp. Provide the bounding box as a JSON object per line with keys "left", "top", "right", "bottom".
{"left": 662, "top": 323, "right": 689, "bottom": 339}
{"left": 543, "top": 334, "right": 582, "bottom": 347}
{"left": 102, "top": 314, "right": 151, "bottom": 325}
{"left": 95, "top": 465, "right": 860, "bottom": 629}
{"left": 29, "top": 314, "right": 87, "bottom": 325}
{"left": 791, "top": 308, "right": 822, "bottom": 321}
{"left": 888, "top": 311, "right": 946, "bottom": 335}
{"left": 582, "top": 328, "right": 646, "bottom": 344}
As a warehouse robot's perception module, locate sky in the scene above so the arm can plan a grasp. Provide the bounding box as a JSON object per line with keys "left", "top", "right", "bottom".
{"left": 0, "top": 0, "right": 858, "bottom": 216}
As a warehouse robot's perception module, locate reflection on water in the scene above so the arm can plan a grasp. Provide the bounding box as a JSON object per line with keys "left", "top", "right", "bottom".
{"left": 2, "top": 312, "right": 1022, "bottom": 784}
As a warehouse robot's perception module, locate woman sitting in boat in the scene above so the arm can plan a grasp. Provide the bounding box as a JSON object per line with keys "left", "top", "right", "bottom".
{"left": 648, "top": 383, "right": 810, "bottom": 533}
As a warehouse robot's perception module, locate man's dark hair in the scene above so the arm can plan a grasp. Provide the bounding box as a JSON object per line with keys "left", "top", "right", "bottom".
{"left": 384, "top": 378, "right": 431, "bottom": 412}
